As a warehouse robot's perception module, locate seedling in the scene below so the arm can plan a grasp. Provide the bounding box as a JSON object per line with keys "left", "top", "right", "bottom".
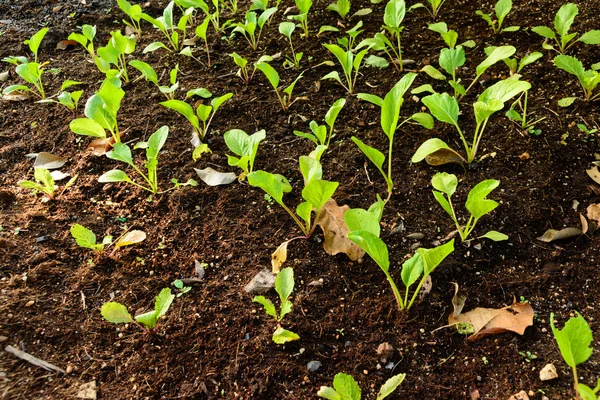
{"left": 476, "top": 0, "right": 519, "bottom": 34}
{"left": 130, "top": 61, "right": 180, "bottom": 100}
{"left": 98, "top": 126, "right": 197, "bottom": 194}
{"left": 70, "top": 78, "right": 125, "bottom": 144}
{"left": 229, "top": 53, "right": 272, "bottom": 84}
{"left": 532, "top": 3, "right": 600, "bottom": 54}
{"left": 253, "top": 267, "right": 300, "bottom": 344}
{"left": 318, "top": 372, "right": 406, "bottom": 400}
{"left": 180, "top": 17, "right": 212, "bottom": 66}
{"left": 322, "top": 42, "right": 367, "bottom": 94}
{"left": 70, "top": 224, "right": 146, "bottom": 254}
{"left": 410, "top": 0, "right": 447, "bottom": 19}
{"left": 294, "top": 98, "right": 346, "bottom": 158}
{"left": 505, "top": 91, "right": 546, "bottom": 132}
{"left": 117, "top": 0, "right": 144, "bottom": 36}
{"left": 553, "top": 55, "right": 600, "bottom": 105}
{"left": 232, "top": 8, "right": 277, "bottom": 51}
{"left": 518, "top": 351, "right": 537, "bottom": 362}
{"left": 224, "top": 129, "right": 266, "bottom": 180}
{"left": 101, "top": 288, "right": 175, "bottom": 334}
{"left": 577, "top": 123, "right": 599, "bottom": 136}
{"left": 255, "top": 62, "right": 304, "bottom": 112}
{"left": 327, "top": 0, "right": 350, "bottom": 19}
{"left": 550, "top": 312, "right": 599, "bottom": 399}
{"left": 160, "top": 90, "right": 233, "bottom": 142}
{"left": 431, "top": 172, "right": 507, "bottom": 242}
{"left": 288, "top": 0, "right": 312, "bottom": 37}
{"left": 68, "top": 24, "right": 97, "bottom": 60}
{"left": 18, "top": 167, "right": 56, "bottom": 199}
{"left": 141, "top": 1, "right": 193, "bottom": 52}
{"left": 412, "top": 76, "right": 531, "bottom": 165}
{"left": 354, "top": 73, "right": 433, "bottom": 200}
{"left": 489, "top": 49, "right": 543, "bottom": 76}
{"left": 95, "top": 30, "right": 136, "bottom": 83}
{"left": 279, "top": 22, "right": 302, "bottom": 69}
{"left": 173, "top": 280, "right": 191, "bottom": 297}
{"left": 37, "top": 80, "right": 83, "bottom": 115}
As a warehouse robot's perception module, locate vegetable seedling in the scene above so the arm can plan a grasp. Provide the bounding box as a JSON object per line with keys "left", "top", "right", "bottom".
{"left": 70, "top": 224, "right": 146, "bottom": 255}
{"left": 68, "top": 24, "right": 97, "bottom": 60}
{"left": 224, "top": 129, "right": 266, "bottom": 180}
{"left": 532, "top": 3, "right": 600, "bottom": 54}
{"left": 130, "top": 61, "right": 180, "bottom": 100}
{"left": 430, "top": 172, "right": 507, "bottom": 242}
{"left": 288, "top": 0, "right": 312, "bottom": 37}
{"left": 117, "top": 0, "right": 144, "bottom": 36}
{"left": 327, "top": 0, "right": 350, "bottom": 19}
{"left": 18, "top": 167, "right": 56, "bottom": 199}
{"left": 409, "top": 0, "right": 447, "bottom": 19}
{"left": 279, "top": 22, "right": 303, "bottom": 70}
{"left": 101, "top": 288, "right": 175, "bottom": 334}
{"left": 253, "top": 267, "right": 300, "bottom": 344}
{"left": 553, "top": 55, "right": 600, "bottom": 105}
{"left": 476, "top": 0, "right": 519, "bottom": 34}
{"left": 173, "top": 280, "right": 191, "bottom": 297}
{"left": 322, "top": 42, "right": 367, "bottom": 94}
{"left": 294, "top": 98, "right": 346, "bottom": 156}
{"left": 232, "top": 8, "right": 278, "bottom": 51}
{"left": 95, "top": 30, "right": 136, "bottom": 83}
{"left": 255, "top": 62, "right": 304, "bottom": 112}
{"left": 141, "top": 1, "right": 193, "bottom": 52}
{"left": 180, "top": 17, "right": 212, "bottom": 66}
{"left": 37, "top": 80, "right": 83, "bottom": 115}
{"left": 318, "top": 372, "right": 406, "bottom": 400}
{"left": 505, "top": 91, "right": 546, "bottom": 133}
{"left": 229, "top": 53, "right": 272, "bottom": 84}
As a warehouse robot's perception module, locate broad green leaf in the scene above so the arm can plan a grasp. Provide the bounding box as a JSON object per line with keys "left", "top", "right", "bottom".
{"left": 224, "top": 129, "right": 251, "bottom": 157}
{"left": 344, "top": 208, "right": 380, "bottom": 237}
{"left": 400, "top": 253, "right": 423, "bottom": 289}
{"left": 465, "top": 180, "right": 500, "bottom": 219}
{"left": 531, "top": 26, "right": 556, "bottom": 39}
{"left": 317, "top": 386, "right": 342, "bottom": 400}
{"left": 554, "top": 55, "right": 585, "bottom": 79}
{"left": 211, "top": 93, "right": 233, "bottom": 112}
{"left": 160, "top": 100, "right": 200, "bottom": 130}
{"left": 275, "top": 267, "right": 294, "bottom": 303}
{"left": 322, "top": 71, "right": 344, "bottom": 85}
{"left": 279, "top": 299, "right": 293, "bottom": 320}
{"left": 129, "top": 60, "right": 158, "bottom": 84}
{"left": 253, "top": 295, "right": 277, "bottom": 318}
{"left": 351, "top": 136, "right": 385, "bottom": 170}
{"left": 421, "top": 65, "right": 446, "bottom": 80}
{"left": 428, "top": 22, "right": 448, "bottom": 34}
{"left": 143, "top": 41, "right": 169, "bottom": 53}
{"left": 98, "top": 169, "right": 132, "bottom": 183}
{"left": 347, "top": 230, "right": 389, "bottom": 272}
{"left": 410, "top": 113, "right": 434, "bottom": 129}
{"left": 135, "top": 310, "right": 158, "bottom": 329}
{"left": 479, "top": 77, "right": 531, "bottom": 104}
{"left": 357, "top": 93, "right": 383, "bottom": 107}
{"left": 473, "top": 99, "right": 504, "bottom": 125}
{"left": 325, "top": 98, "right": 346, "bottom": 129}
{"left": 417, "top": 239, "right": 454, "bottom": 275}
{"left": 279, "top": 21, "right": 296, "bottom": 38}
{"left": 299, "top": 156, "right": 323, "bottom": 183}
{"left": 518, "top": 52, "right": 543, "bottom": 72}
{"left": 411, "top": 84, "right": 436, "bottom": 94}
{"left": 26, "top": 28, "right": 49, "bottom": 59}
{"left": 476, "top": 46, "right": 516, "bottom": 76}
{"left": 558, "top": 97, "right": 577, "bottom": 107}
{"left": 381, "top": 73, "right": 417, "bottom": 138}
{"left": 431, "top": 172, "right": 457, "bottom": 196}
{"left": 578, "top": 384, "right": 597, "bottom": 400}
{"left": 70, "top": 224, "right": 100, "bottom": 251}
{"left": 433, "top": 190, "right": 453, "bottom": 217}
{"left": 439, "top": 47, "right": 465, "bottom": 76}
{"left": 579, "top": 30, "right": 600, "bottom": 45}
{"left": 154, "top": 288, "right": 175, "bottom": 319}
{"left": 247, "top": 170, "right": 292, "bottom": 205}
{"left": 383, "top": 0, "right": 406, "bottom": 30}
{"left": 272, "top": 327, "right": 300, "bottom": 344}
{"left": 146, "top": 125, "right": 169, "bottom": 161}
{"left": 256, "top": 62, "right": 280, "bottom": 89}
{"left": 480, "top": 231, "right": 508, "bottom": 241}
{"left": 366, "top": 55, "right": 389, "bottom": 69}
{"left": 554, "top": 3, "right": 578, "bottom": 38}
{"left": 332, "top": 373, "right": 361, "bottom": 400}
{"left": 467, "top": 179, "right": 499, "bottom": 202}
{"left": 323, "top": 44, "right": 352, "bottom": 77}
{"left": 101, "top": 302, "right": 134, "bottom": 323}
{"left": 411, "top": 138, "right": 452, "bottom": 163}
{"left": 550, "top": 311, "right": 593, "bottom": 368}
{"left": 422, "top": 93, "right": 459, "bottom": 125}
{"left": 302, "top": 179, "right": 339, "bottom": 211}
{"left": 377, "top": 373, "right": 406, "bottom": 400}
{"left": 296, "top": 201, "right": 312, "bottom": 224}
{"left": 107, "top": 143, "right": 134, "bottom": 165}
{"left": 18, "top": 180, "right": 43, "bottom": 190}
{"left": 34, "top": 167, "right": 54, "bottom": 189}
{"left": 70, "top": 118, "right": 106, "bottom": 137}
{"left": 61, "top": 80, "right": 82, "bottom": 91}
{"left": 476, "top": 11, "right": 493, "bottom": 26}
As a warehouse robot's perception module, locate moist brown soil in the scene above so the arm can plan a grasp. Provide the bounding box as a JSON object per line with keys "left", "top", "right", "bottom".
{"left": 1, "top": 0, "right": 600, "bottom": 399}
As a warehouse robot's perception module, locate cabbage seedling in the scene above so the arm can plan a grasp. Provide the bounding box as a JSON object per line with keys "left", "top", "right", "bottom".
{"left": 70, "top": 78, "right": 125, "bottom": 144}
{"left": 288, "top": 0, "right": 312, "bottom": 37}
{"left": 430, "top": 172, "right": 507, "bottom": 242}
{"left": 354, "top": 73, "right": 432, "bottom": 201}
{"left": 117, "top": 0, "right": 144, "bottom": 36}
{"left": 483, "top": 48, "right": 542, "bottom": 76}
{"left": 505, "top": 91, "right": 546, "bottom": 133}
{"left": 322, "top": 37, "right": 368, "bottom": 93}
{"left": 412, "top": 76, "right": 531, "bottom": 165}
{"left": 98, "top": 126, "right": 197, "bottom": 194}
{"left": 37, "top": 80, "right": 83, "bottom": 115}
{"left": 224, "top": 129, "right": 266, "bottom": 180}
{"left": 101, "top": 288, "right": 175, "bottom": 334}
{"left": 229, "top": 53, "right": 272, "bottom": 84}
{"left": 180, "top": 17, "right": 212, "bottom": 66}
{"left": 553, "top": 55, "right": 600, "bottom": 105}
{"left": 326, "top": 0, "right": 350, "bottom": 19}
{"left": 95, "top": 31, "right": 136, "bottom": 83}
{"left": 255, "top": 62, "right": 303, "bottom": 112}
{"left": 476, "top": 0, "right": 519, "bottom": 34}
{"left": 279, "top": 22, "right": 302, "bottom": 70}
{"left": 550, "top": 312, "right": 598, "bottom": 399}
{"left": 130, "top": 61, "right": 180, "bottom": 100}
{"left": 232, "top": 8, "right": 277, "bottom": 51}
{"left": 18, "top": 168, "right": 56, "bottom": 199}
{"left": 70, "top": 224, "right": 146, "bottom": 254}
{"left": 294, "top": 98, "right": 346, "bottom": 155}
{"left": 68, "top": 25, "right": 97, "bottom": 60}
{"left": 532, "top": 3, "right": 600, "bottom": 54}
{"left": 141, "top": 1, "right": 193, "bottom": 52}
{"left": 409, "top": 0, "right": 447, "bottom": 19}
{"left": 348, "top": 229, "right": 454, "bottom": 311}
{"left": 253, "top": 267, "right": 300, "bottom": 344}
{"left": 318, "top": 372, "right": 406, "bottom": 400}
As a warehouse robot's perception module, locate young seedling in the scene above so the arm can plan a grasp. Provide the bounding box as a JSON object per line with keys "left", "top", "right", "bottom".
{"left": 180, "top": 17, "right": 212, "bottom": 66}
{"left": 430, "top": 172, "right": 507, "bottom": 242}
{"left": 172, "top": 280, "right": 191, "bottom": 297}
{"left": 505, "top": 90, "right": 546, "bottom": 134}
{"left": 229, "top": 53, "right": 272, "bottom": 84}
{"left": 98, "top": 126, "right": 197, "bottom": 194}
{"left": 327, "top": 0, "right": 350, "bottom": 19}
{"left": 117, "top": 0, "right": 144, "bottom": 36}
{"left": 412, "top": 76, "right": 531, "bottom": 165}
{"left": 70, "top": 224, "right": 146, "bottom": 255}
{"left": 382, "top": 0, "right": 406, "bottom": 70}
{"left": 141, "top": 1, "right": 193, "bottom": 53}
{"left": 252, "top": 267, "right": 300, "bottom": 344}
{"left": 224, "top": 129, "right": 266, "bottom": 180}
{"left": 532, "top": 3, "right": 600, "bottom": 54}
{"left": 18, "top": 167, "right": 56, "bottom": 199}
{"left": 318, "top": 372, "right": 406, "bottom": 400}
{"left": 409, "top": 0, "right": 447, "bottom": 19}
{"left": 68, "top": 24, "right": 97, "bottom": 60}
{"left": 101, "top": 288, "right": 175, "bottom": 334}
{"left": 553, "top": 55, "right": 600, "bottom": 106}
{"left": 95, "top": 30, "right": 136, "bottom": 83}
{"left": 353, "top": 73, "right": 433, "bottom": 201}
{"left": 279, "top": 22, "right": 302, "bottom": 70}
{"left": 70, "top": 78, "right": 125, "bottom": 144}
{"left": 294, "top": 98, "right": 346, "bottom": 156}
{"left": 130, "top": 61, "right": 180, "bottom": 100}
{"left": 288, "top": 0, "right": 312, "bottom": 37}
{"left": 160, "top": 90, "right": 233, "bottom": 143}
{"left": 255, "top": 62, "right": 304, "bottom": 112}
{"left": 37, "top": 80, "right": 83, "bottom": 115}
{"left": 550, "top": 312, "right": 599, "bottom": 399}
{"left": 232, "top": 8, "right": 277, "bottom": 51}
{"left": 322, "top": 42, "right": 368, "bottom": 94}
{"left": 476, "top": 0, "right": 519, "bottom": 34}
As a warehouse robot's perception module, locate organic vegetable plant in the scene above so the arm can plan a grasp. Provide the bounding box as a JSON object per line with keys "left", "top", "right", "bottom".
{"left": 232, "top": 8, "right": 277, "bottom": 51}
{"left": 505, "top": 90, "right": 546, "bottom": 135}
{"left": 288, "top": 0, "right": 312, "bottom": 37}
{"left": 327, "top": 0, "right": 350, "bottom": 19}
{"left": 117, "top": 0, "right": 144, "bottom": 36}
{"left": 68, "top": 24, "right": 97, "bottom": 61}
{"left": 130, "top": 61, "right": 180, "bottom": 100}
{"left": 18, "top": 167, "right": 56, "bottom": 199}
{"left": 412, "top": 76, "right": 531, "bottom": 165}
{"left": 141, "top": 1, "right": 193, "bottom": 53}
{"left": 353, "top": 73, "right": 433, "bottom": 200}
{"left": 322, "top": 42, "right": 367, "bottom": 94}
{"left": 476, "top": 0, "right": 519, "bottom": 34}
{"left": 180, "top": 17, "right": 212, "bottom": 66}
{"left": 98, "top": 126, "right": 197, "bottom": 194}
{"left": 294, "top": 98, "right": 346, "bottom": 156}
{"left": 279, "top": 22, "right": 303, "bottom": 69}
{"left": 95, "top": 30, "right": 136, "bottom": 83}
{"left": 410, "top": 0, "right": 447, "bottom": 19}
{"left": 553, "top": 55, "right": 600, "bottom": 105}
{"left": 224, "top": 129, "right": 266, "bottom": 180}
{"left": 70, "top": 224, "right": 146, "bottom": 254}
{"left": 101, "top": 288, "right": 175, "bottom": 334}
{"left": 253, "top": 267, "right": 300, "bottom": 344}
{"left": 430, "top": 172, "right": 507, "bottom": 242}
{"left": 318, "top": 372, "right": 406, "bottom": 400}
{"left": 255, "top": 62, "right": 304, "bottom": 112}
{"left": 550, "top": 312, "right": 599, "bottom": 399}
{"left": 38, "top": 80, "right": 83, "bottom": 115}
{"left": 229, "top": 53, "right": 272, "bottom": 84}
{"left": 532, "top": 3, "right": 600, "bottom": 54}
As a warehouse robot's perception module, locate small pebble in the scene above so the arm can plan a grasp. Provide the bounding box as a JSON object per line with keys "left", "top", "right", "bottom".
{"left": 307, "top": 361, "right": 321, "bottom": 373}
{"left": 540, "top": 363, "right": 558, "bottom": 381}
{"left": 25, "top": 300, "right": 34, "bottom": 307}
{"left": 66, "top": 365, "right": 73, "bottom": 374}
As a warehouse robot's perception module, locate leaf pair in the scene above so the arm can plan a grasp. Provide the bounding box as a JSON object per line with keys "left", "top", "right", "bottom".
{"left": 101, "top": 288, "right": 175, "bottom": 332}
{"left": 142, "top": 1, "right": 194, "bottom": 52}
{"left": 476, "top": 0, "right": 519, "bottom": 34}
{"left": 318, "top": 372, "right": 406, "bottom": 400}
{"left": 95, "top": 30, "right": 136, "bottom": 82}
{"left": 232, "top": 8, "right": 277, "bottom": 50}
{"left": 294, "top": 98, "right": 346, "bottom": 154}
{"left": 322, "top": 43, "right": 368, "bottom": 94}
{"left": 255, "top": 62, "right": 303, "bottom": 112}
{"left": 224, "top": 129, "right": 266, "bottom": 180}
{"left": 18, "top": 167, "right": 56, "bottom": 198}
{"left": 554, "top": 55, "right": 600, "bottom": 104}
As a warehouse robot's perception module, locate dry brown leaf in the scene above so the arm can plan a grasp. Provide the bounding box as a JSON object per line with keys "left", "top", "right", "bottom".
{"left": 587, "top": 204, "right": 600, "bottom": 223}
{"left": 0, "top": 71, "right": 9, "bottom": 82}
{"left": 425, "top": 148, "right": 466, "bottom": 166}
{"left": 56, "top": 40, "right": 78, "bottom": 50}
{"left": 3, "top": 92, "right": 31, "bottom": 101}
{"left": 536, "top": 227, "right": 582, "bottom": 242}
{"left": 587, "top": 166, "right": 600, "bottom": 185}
{"left": 315, "top": 199, "right": 365, "bottom": 260}
{"left": 451, "top": 282, "right": 467, "bottom": 317}
{"left": 271, "top": 240, "right": 289, "bottom": 274}
{"left": 114, "top": 230, "right": 146, "bottom": 248}
{"left": 182, "top": 37, "right": 198, "bottom": 46}
{"left": 88, "top": 137, "right": 117, "bottom": 156}
{"left": 449, "top": 300, "right": 534, "bottom": 341}
{"left": 33, "top": 152, "right": 67, "bottom": 169}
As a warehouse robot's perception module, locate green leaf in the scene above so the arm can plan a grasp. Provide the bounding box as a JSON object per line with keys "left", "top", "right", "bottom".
{"left": 578, "top": 384, "right": 597, "bottom": 400}
{"left": 34, "top": 167, "right": 54, "bottom": 190}
{"left": 579, "top": 30, "right": 600, "bottom": 45}
{"left": 357, "top": 93, "right": 383, "bottom": 107}
{"left": 70, "top": 224, "right": 101, "bottom": 251}
{"left": 299, "top": 156, "right": 323, "bottom": 183}
{"left": 101, "top": 302, "right": 134, "bottom": 324}
{"left": 431, "top": 172, "right": 457, "bottom": 196}
{"left": 272, "top": 326, "right": 300, "bottom": 344}
{"left": 70, "top": 118, "right": 106, "bottom": 138}
{"left": 325, "top": 98, "right": 346, "bottom": 130}
{"left": 558, "top": 97, "right": 577, "bottom": 107}
{"left": 211, "top": 93, "right": 233, "bottom": 112}
{"left": 518, "top": 52, "right": 543, "bottom": 72}
{"left": 98, "top": 169, "right": 132, "bottom": 183}
{"left": 400, "top": 253, "right": 423, "bottom": 289}
{"left": 302, "top": 179, "right": 338, "bottom": 212}
{"left": 224, "top": 129, "right": 252, "bottom": 157}
{"left": 160, "top": 99, "right": 200, "bottom": 131}
{"left": 421, "top": 65, "right": 446, "bottom": 80}
{"left": 347, "top": 230, "right": 390, "bottom": 272}
{"left": 317, "top": 386, "right": 342, "bottom": 400}
{"left": 422, "top": 92, "right": 459, "bottom": 126}
{"left": 411, "top": 138, "right": 451, "bottom": 163}
{"left": 247, "top": 170, "right": 292, "bottom": 205}
{"left": 107, "top": 143, "right": 134, "bottom": 165}
{"left": 417, "top": 239, "right": 454, "bottom": 275}
{"left": 253, "top": 295, "right": 277, "bottom": 318}
{"left": 344, "top": 208, "right": 380, "bottom": 237}
{"left": 154, "top": 288, "right": 174, "bottom": 320}
{"left": 476, "top": 46, "right": 516, "bottom": 76}
{"left": 129, "top": 60, "right": 158, "bottom": 85}
{"left": 494, "top": 0, "right": 512, "bottom": 24}
{"left": 275, "top": 267, "right": 294, "bottom": 304}
{"left": 433, "top": 190, "right": 453, "bottom": 218}
{"left": 383, "top": 0, "right": 406, "bottom": 30}
{"left": 135, "top": 310, "right": 158, "bottom": 329}
{"left": 465, "top": 179, "right": 500, "bottom": 219}
{"left": 410, "top": 113, "right": 434, "bottom": 129}
{"left": 377, "top": 373, "right": 406, "bottom": 400}
{"left": 479, "top": 77, "right": 531, "bottom": 104}
{"left": 255, "top": 62, "right": 280, "bottom": 89}
{"left": 351, "top": 136, "right": 385, "bottom": 171}
{"left": 554, "top": 55, "right": 585, "bottom": 79}
{"left": 146, "top": 126, "right": 169, "bottom": 161}
{"left": 366, "top": 55, "right": 389, "bottom": 69}
{"left": 439, "top": 47, "right": 465, "bottom": 76}
{"left": 279, "top": 21, "right": 295, "bottom": 38}
{"left": 332, "top": 373, "right": 361, "bottom": 400}
{"left": 554, "top": 3, "right": 578, "bottom": 38}
{"left": 26, "top": 27, "right": 49, "bottom": 59}
{"left": 480, "top": 230, "right": 508, "bottom": 241}
{"left": 550, "top": 311, "right": 593, "bottom": 368}
{"left": 411, "top": 84, "right": 436, "bottom": 94}
{"left": 143, "top": 41, "right": 169, "bottom": 53}
{"left": 531, "top": 26, "right": 556, "bottom": 40}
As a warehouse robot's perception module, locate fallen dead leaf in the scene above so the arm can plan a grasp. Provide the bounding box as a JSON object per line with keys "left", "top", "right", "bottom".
{"left": 194, "top": 167, "right": 236, "bottom": 186}
{"left": 56, "top": 40, "right": 78, "bottom": 50}
{"left": 271, "top": 240, "right": 289, "bottom": 274}
{"left": 182, "top": 37, "right": 197, "bottom": 46}
{"left": 425, "top": 148, "right": 466, "bottom": 166}
{"left": 88, "top": 137, "right": 116, "bottom": 156}
{"left": 2, "top": 92, "right": 31, "bottom": 101}
{"left": 580, "top": 213, "right": 589, "bottom": 235}
{"left": 0, "top": 71, "right": 9, "bottom": 82}
{"left": 536, "top": 227, "right": 582, "bottom": 242}
{"left": 114, "top": 230, "right": 146, "bottom": 248}
{"left": 448, "top": 298, "right": 534, "bottom": 341}
{"left": 451, "top": 282, "right": 467, "bottom": 317}
{"left": 33, "top": 152, "right": 67, "bottom": 169}
{"left": 587, "top": 204, "right": 600, "bottom": 223}
{"left": 315, "top": 199, "right": 365, "bottom": 261}
{"left": 49, "top": 170, "right": 69, "bottom": 181}
{"left": 587, "top": 166, "right": 600, "bottom": 185}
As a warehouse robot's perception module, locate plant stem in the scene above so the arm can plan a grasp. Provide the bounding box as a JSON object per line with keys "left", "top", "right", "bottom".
{"left": 454, "top": 123, "right": 471, "bottom": 163}
{"left": 280, "top": 203, "right": 309, "bottom": 236}
{"left": 383, "top": 270, "right": 404, "bottom": 310}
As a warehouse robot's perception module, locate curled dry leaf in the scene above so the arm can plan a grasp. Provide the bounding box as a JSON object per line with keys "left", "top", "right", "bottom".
{"left": 587, "top": 166, "right": 600, "bottom": 185}
{"left": 448, "top": 299, "right": 534, "bottom": 341}
{"left": 451, "top": 282, "right": 467, "bottom": 317}
{"left": 33, "top": 152, "right": 67, "bottom": 169}
{"left": 271, "top": 240, "right": 289, "bottom": 274}
{"left": 536, "top": 227, "right": 582, "bottom": 242}
{"left": 114, "top": 230, "right": 146, "bottom": 248}
{"left": 56, "top": 40, "right": 78, "bottom": 50}
{"left": 88, "top": 137, "right": 116, "bottom": 156}
{"left": 315, "top": 199, "right": 365, "bottom": 261}
{"left": 425, "top": 148, "right": 466, "bottom": 166}
{"left": 3, "top": 92, "right": 31, "bottom": 101}
{"left": 587, "top": 204, "right": 600, "bottom": 223}
{"left": 194, "top": 167, "right": 237, "bottom": 186}
{"left": 49, "top": 170, "right": 69, "bottom": 181}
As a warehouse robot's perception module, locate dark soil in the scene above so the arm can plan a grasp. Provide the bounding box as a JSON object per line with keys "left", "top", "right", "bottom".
{"left": 1, "top": 0, "right": 600, "bottom": 399}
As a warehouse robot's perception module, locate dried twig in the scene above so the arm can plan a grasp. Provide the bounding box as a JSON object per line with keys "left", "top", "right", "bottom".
{"left": 5, "top": 345, "right": 65, "bottom": 374}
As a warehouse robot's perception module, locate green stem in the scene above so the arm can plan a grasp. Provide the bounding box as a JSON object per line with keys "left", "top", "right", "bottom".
{"left": 521, "top": 90, "right": 528, "bottom": 129}
{"left": 280, "top": 203, "right": 309, "bottom": 236}
{"left": 406, "top": 275, "right": 429, "bottom": 311}
{"left": 383, "top": 270, "right": 404, "bottom": 310}
{"left": 454, "top": 123, "right": 471, "bottom": 162}
{"left": 396, "top": 33, "right": 403, "bottom": 72}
